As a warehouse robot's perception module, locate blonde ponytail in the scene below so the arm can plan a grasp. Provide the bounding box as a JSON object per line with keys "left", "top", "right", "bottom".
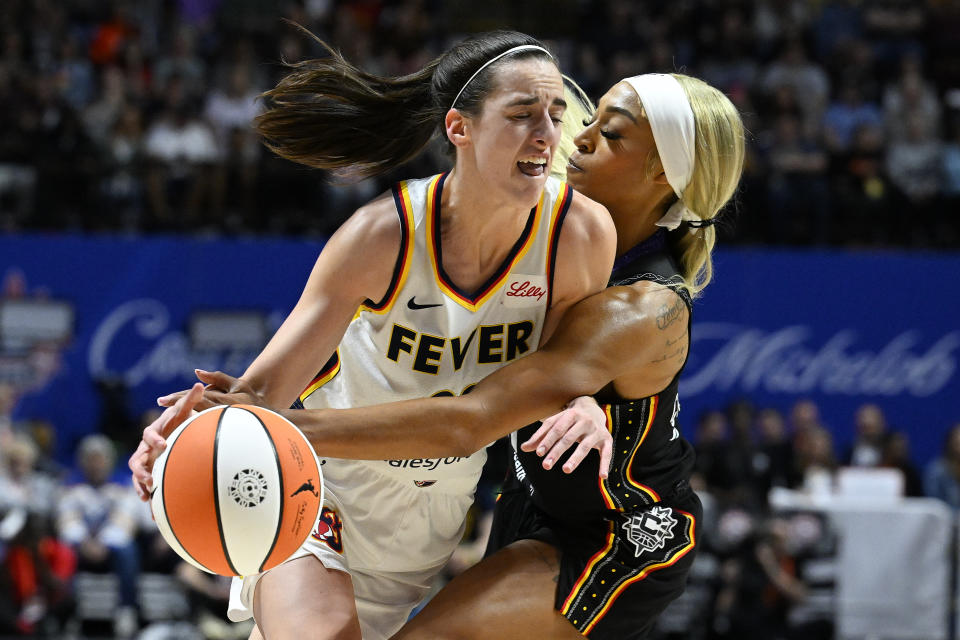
{"left": 669, "top": 74, "right": 744, "bottom": 297}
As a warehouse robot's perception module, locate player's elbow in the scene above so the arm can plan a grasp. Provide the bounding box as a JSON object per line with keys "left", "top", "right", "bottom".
{"left": 444, "top": 401, "right": 492, "bottom": 457}
{"left": 447, "top": 422, "right": 484, "bottom": 458}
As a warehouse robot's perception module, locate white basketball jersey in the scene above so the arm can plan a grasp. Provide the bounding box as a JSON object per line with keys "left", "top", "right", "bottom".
{"left": 300, "top": 172, "right": 573, "bottom": 493}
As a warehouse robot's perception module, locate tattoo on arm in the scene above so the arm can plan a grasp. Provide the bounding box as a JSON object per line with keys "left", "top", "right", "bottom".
{"left": 649, "top": 344, "right": 688, "bottom": 364}
{"left": 656, "top": 298, "right": 685, "bottom": 330}
{"left": 665, "top": 334, "right": 683, "bottom": 347}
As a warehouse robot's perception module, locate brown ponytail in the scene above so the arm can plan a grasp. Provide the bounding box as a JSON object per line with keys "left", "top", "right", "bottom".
{"left": 256, "top": 27, "right": 555, "bottom": 179}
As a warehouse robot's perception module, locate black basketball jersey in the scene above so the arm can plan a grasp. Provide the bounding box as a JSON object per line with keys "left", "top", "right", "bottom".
{"left": 509, "top": 230, "right": 696, "bottom": 523}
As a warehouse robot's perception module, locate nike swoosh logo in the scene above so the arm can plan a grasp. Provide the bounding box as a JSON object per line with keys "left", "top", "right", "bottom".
{"left": 407, "top": 296, "right": 443, "bottom": 310}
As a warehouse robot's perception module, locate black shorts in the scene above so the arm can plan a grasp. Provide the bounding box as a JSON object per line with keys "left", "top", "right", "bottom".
{"left": 486, "top": 481, "right": 701, "bottom": 640}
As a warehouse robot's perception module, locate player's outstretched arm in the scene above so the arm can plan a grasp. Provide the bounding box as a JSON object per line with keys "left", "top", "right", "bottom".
{"left": 287, "top": 282, "right": 688, "bottom": 469}
{"left": 131, "top": 194, "right": 403, "bottom": 499}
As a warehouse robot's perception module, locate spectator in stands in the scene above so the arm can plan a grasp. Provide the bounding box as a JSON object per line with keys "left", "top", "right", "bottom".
{"left": 823, "top": 81, "right": 884, "bottom": 155}
{"left": 845, "top": 403, "right": 889, "bottom": 467}
{"left": 834, "top": 123, "right": 895, "bottom": 244}
{"left": 88, "top": 3, "right": 139, "bottom": 67}
{"left": 790, "top": 426, "right": 837, "bottom": 493}
{"left": 886, "top": 112, "right": 943, "bottom": 244}
{"left": 31, "top": 73, "right": 100, "bottom": 230}
{"left": 881, "top": 431, "right": 922, "bottom": 497}
{"left": 754, "top": 408, "right": 795, "bottom": 499}
{"left": 0, "top": 382, "right": 15, "bottom": 451}
{"left": 694, "top": 410, "right": 733, "bottom": 491}
{"left": 0, "top": 434, "right": 57, "bottom": 524}
{"left": 55, "top": 34, "right": 95, "bottom": 111}
{"left": 82, "top": 65, "right": 128, "bottom": 147}
{"left": 25, "top": 420, "right": 65, "bottom": 481}
{"left": 789, "top": 399, "right": 823, "bottom": 435}
{"left": 144, "top": 75, "right": 218, "bottom": 228}
{"left": 0, "top": 61, "right": 37, "bottom": 231}
{"left": 762, "top": 113, "right": 831, "bottom": 243}
{"left": 710, "top": 510, "right": 811, "bottom": 640}
{"left": 153, "top": 25, "right": 206, "bottom": 100}
{"left": 760, "top": 39, "right": 830, "bottom": 124}
{"left": 0, "top": 509, "right": 76, "bottom": 636}
{"left": 100, "top": 103, "right": 147, "bottom": 230}
{"left": 943, "top": 115, "right": 960, "bottom": 245}
{"left": 924, "top": 423, "right": 960, "bottom": 509}
{"left": 204, "top": 63, "right": 263, "bottom": 228}
{"left": 57, "top": 435, "right": 141, "bottom": 637}
{"left": 883, "top": 57, "right": 942, "bottom": 143}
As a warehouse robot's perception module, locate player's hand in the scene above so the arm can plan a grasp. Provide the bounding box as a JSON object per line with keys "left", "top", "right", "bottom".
{"left": 520, "top": 396, "right": 612, "bottom": 478}
{"left": 129, "top": 382, "right": 205, "bottom": 501}
{"left": 157, "top": 369, "right": 264, "bottom": 409}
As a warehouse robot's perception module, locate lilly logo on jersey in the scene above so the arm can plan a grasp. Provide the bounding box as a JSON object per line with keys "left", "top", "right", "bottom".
{"left": 503, "top": 275, "right": 548, "bottom": 308}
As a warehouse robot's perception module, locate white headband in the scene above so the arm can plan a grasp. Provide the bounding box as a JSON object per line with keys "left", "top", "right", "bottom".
{"left": 622, "top": 74, "right": 698, "bottom": 230}
{"left": 451, "top": 45, "right": 552, "bottom": 109}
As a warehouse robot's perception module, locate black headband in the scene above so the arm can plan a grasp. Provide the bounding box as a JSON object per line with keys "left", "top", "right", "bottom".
{"left": 684, "top": 217, "right": 718, "bottom": 229}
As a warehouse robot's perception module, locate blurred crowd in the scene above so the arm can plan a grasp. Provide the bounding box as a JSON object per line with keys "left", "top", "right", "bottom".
{"left": 4, "top": 370, "right": 960, "bottom": 638}
{"left": 4, "top": 0, "right": 960, "bottom": 638}
{"left": 0, "top": 0, "right": 959, "bottom": 245}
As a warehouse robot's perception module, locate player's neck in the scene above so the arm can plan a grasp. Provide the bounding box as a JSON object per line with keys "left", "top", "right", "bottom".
{"left": 441, "top": 167, "right": 532, "bottom": 244}
{"left": 610, "top": 192, "right": 672, "bottom": 258}
{"left": 438, "top": 167, "right": 537, "bottom": 287}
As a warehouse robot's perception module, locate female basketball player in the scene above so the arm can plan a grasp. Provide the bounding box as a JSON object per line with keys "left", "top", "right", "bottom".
{"left": 130, "top": 31, "right": 616, "bottom": 640}
{"left": 139, "top": 72, "right": 744, "bottom": 639}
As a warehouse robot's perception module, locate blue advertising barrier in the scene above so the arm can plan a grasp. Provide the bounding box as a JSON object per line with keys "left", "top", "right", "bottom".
{"left": 2, "top": 235, "right": 958, "bottom": 466}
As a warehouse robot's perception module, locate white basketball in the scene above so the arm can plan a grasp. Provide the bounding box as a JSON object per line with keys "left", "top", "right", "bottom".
{"left": 150, "top": 404, "right": 323, "bottom": 576}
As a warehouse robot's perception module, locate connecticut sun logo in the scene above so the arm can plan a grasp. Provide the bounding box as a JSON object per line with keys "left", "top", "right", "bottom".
{"left": 622, "top": 506, "right": 677, "bottom": 557}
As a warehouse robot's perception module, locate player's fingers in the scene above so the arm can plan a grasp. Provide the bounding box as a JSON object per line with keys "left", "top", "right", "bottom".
{"left": 534, "top": 412, "right": 576, "bottom": 457}
{"left": 561, "top": 438, "right": 595, "bottom": 474}
{"left": 542, "top": 421, "right": 586, "bottom": 470}
{"left": 156, "top": 383, "right": 204, "bottom": 439}
{"left": 599, "top": 437, "right": 612, "bottom": 479}
{"left": 132, "top": 475, "right": 148, "bottom": 501}
{"left": 157, "top": 390, "right": 187, "bottom": 407}
{"left": 520, "top": 417, "right": 556, "bottom": 452}
{"left": 128, "top": 441, "right": 149, "bottom": 472}
{"left": 195, "top": 368, "right": 235, "bottom": 391}
{"left": 173, "top": 383, "right": 204, "bottom": 417}
{"left": 143, "top": 427, "right": 166, "bottom": 449}
{"left": 130, "top": 453, "right": 152, "bottom": 498}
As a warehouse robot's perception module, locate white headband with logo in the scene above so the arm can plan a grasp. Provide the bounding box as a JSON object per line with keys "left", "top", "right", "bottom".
{"left": 622, "top": 74, "right": 698, "bottom": 230}
{"left": 451, "top": 45, "right": 552, "bottom": 109}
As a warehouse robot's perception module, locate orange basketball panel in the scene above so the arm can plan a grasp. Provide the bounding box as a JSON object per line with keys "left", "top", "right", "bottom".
{"left": 242, "top": 405, "right": 322, "bottom": 571}
{"left": 163, "top": 407, "right": 234, "bottom": 575}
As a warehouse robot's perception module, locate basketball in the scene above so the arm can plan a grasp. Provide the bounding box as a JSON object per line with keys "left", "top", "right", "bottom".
{"left": 150, "top": 404, "right": 323, "bottom": 576}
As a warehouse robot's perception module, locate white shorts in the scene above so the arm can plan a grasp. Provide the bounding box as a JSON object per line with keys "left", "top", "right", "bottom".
{"left": 227, "top": 459, "right": 477, "bottom": 639}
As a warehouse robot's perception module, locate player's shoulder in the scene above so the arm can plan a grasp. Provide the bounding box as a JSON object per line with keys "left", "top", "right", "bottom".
{"left": 603, "top": 280, "right": 690, "bottom": 332}
{"left": 562, "top": 188, "right": 616, "bottom": 246}
{"left": 333, "top": 189, "right": 402, "bottom": 254}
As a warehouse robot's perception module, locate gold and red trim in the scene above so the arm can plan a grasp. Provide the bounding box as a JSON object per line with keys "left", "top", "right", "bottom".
{"left": 427, "top": 172, "right": 545, "bottom": 312}
{"left": 560, "top": 523, "right": 616, "bottom": 616}
{"left": 299, "top": 350, "right": 341, "bottom": 403}
{"left": 545, "top": 182, "right": 573, "bottom": 308}
{"left": 598, "top": 405, "right": 617, "bottom": 510}
{"left": 599, "top": 397, "right": 661, "bottom": 508}
{"left": 360, "top": 180, "right": 416, "bottom": 314}
{"left": 626, "top": 396, "right": 661, "bottom": 503}
{"left": 580, "top": 510, "right": 697, "bottom": 635}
